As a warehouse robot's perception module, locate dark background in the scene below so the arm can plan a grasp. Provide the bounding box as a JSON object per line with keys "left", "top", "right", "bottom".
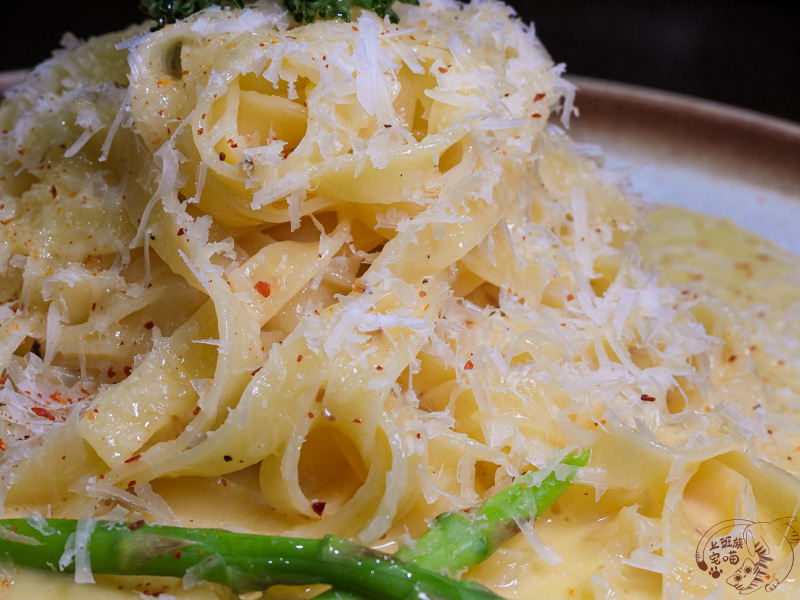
{"left": 1, "top": 0, "right": 798, "bottom": 123}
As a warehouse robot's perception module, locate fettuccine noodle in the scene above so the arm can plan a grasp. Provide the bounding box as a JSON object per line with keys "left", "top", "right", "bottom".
{"left": 0, "top": 1, "right": 799, "bottom": 598}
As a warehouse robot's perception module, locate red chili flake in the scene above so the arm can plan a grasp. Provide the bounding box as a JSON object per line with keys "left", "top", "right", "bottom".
{"left": 419, "top": 291, "right": 427, "bottom": 297}
{"left": 534, "top": 93, "right": 546, "bottom": 102}
{"left": 0, "top": 439, "right": 5, "bottom": 451}
{"left": 197, "top": 127, "right": 204, "bottom": 135}
{"left": 173, "top": 550, "right": 183, "bottom": 559}
{"left": 50, "top": 185, "right": 57, "bottom": 198}
{"left": 531, "top": 113, "right": 542, "bottom": 118}
{"left": 227, "top": 138, "right": 238, "bottom": 148}
{"left": 438, "top": 66, "right": 448, "bottom": 73}
{"left": 124, "top": 454, "right": 142, "bottom": 464}
{"left": 32, "top": 407, "right": 55, "bottom": 421}
{"left": 311, "top": 501, "right": 326, "bottom": 516}
{"left": 416, "top": 433, "right": 421, "bottom": 439}
{"left": 640, "top": 394, "right": 656, "bottom": 402}
{"left": 144, "top": 321, "right": 155, "bottom": 329}
{"left": 108, "top": 366, "right": 117, "bottom": 378}
{"left": 464, "top": 360, "right": 474, "bottom": 371}
{"left": 129, "top": 520, "right": 145, "bottom": 531}
{"left": 49, "top": 391, "right": 69, "bottom": 405}
{"left": 219, "top": 151, "right": 226, "bottom": 161}
{"left": 308, "top": 412, "right": 314, "bottom": 419}
{"left": 353, "top": 418, "right": 362, "bottom": 424}
{"left": 566, "top": 294, "right": 574, "bottom": 301}
{"left": 728, "top": 355, "right": 737, "bottom": 363}
{"left": 128, "top": 480, "right": 137, "bottom": 488}
{"left": 192, "top": 406, "right": 201, "bottom": 416}
{"left": 297, "top": 355, "right": 303, "bottom": 362}
{"left": 251, "top": 367, "right": 262, "bottom": 376}
{"left": 177, "top": 228, "right": 186, "bottom": 236}
{"left": 254, "top": 280, "right": 271, "bottom": 298}
{"left": 123, "top": 365, "right": 133, "bottom": 377}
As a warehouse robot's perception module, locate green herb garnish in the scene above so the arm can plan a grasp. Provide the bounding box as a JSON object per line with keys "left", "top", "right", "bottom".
{"left": 139, "top": 0, "right": 245, "bottom": 29}
{"left": 139, "top": 0, "right": 420, "bottom": 28}
{"left": 283, "top": 0, "right": 419, "bottom": 24}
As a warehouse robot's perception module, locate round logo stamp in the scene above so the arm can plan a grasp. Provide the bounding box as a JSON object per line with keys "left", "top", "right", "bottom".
{"left": 695, "top": 517, "right": 799, "bottom": 594}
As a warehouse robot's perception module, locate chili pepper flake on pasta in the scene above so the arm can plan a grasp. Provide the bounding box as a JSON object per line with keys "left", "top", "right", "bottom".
{"left": 1, "top": 1, "right": 799, "bottom": 598}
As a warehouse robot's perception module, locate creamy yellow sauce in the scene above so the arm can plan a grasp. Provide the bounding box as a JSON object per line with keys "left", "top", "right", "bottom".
{"left": 1, "top": 1, "right": 799, "bottom": 597}
{"left": 641, "top": 206, "right": 800, "bottom": 478}
{"left": 2, "top": 205, "right": 799, "bottom": 600}
{"left": 456, "top": 208, "right": 800, "bottom": 600}
{"left": 640, "top": 206, "right": 800, "bottom": 390}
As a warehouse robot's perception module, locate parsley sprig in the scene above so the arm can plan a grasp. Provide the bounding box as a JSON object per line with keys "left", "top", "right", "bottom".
{"left": 139, "top": 0, "right": 419, "bottom": 28}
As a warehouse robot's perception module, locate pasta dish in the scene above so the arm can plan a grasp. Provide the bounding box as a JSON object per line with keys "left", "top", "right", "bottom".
{"left": 1, "top": 0, "right": 799, "bottom": 597}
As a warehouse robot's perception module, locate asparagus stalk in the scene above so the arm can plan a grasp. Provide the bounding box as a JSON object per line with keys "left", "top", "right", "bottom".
{"left": 0, "top": 519, "right": 500, "bottom": 599}
{"left": 397, "top": 448, "right": 590, "bottom": 571}
{"left": 0, "top": 449, "right": 588, "bottom": 598}
{"left": 316, "top": 448, "right": 590, "bottom": 600}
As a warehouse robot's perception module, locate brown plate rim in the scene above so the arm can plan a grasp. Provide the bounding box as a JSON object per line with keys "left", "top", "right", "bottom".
{"left": 567, "top": 75, "right": 800, "bottom": 196}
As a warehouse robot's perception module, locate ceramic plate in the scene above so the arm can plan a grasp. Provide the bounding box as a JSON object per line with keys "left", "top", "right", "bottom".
{"left": 567, "top": 75, "right": 800, "bottom": 255}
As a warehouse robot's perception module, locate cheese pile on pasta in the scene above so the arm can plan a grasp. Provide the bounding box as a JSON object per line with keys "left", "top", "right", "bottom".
{"left": 1, "top": 0, "right": 799, "bottom": 598}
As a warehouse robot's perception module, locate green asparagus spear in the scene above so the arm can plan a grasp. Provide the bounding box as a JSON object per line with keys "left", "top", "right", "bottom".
{"left": 0, "top": 519, "right": 501, "bottom": 599}
{"left": 316, "top": 448, "right": 590, "bottom": 600}
{"left": 397, "top": 448, "right": 591, "bottom": 572}
{"left": 0, "top": 449, "right": 588, "bottom": 598}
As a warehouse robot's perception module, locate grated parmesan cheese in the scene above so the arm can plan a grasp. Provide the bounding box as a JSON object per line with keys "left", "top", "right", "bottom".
{"left": 0, "top": 1, "right": 798, "bottom": 598}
